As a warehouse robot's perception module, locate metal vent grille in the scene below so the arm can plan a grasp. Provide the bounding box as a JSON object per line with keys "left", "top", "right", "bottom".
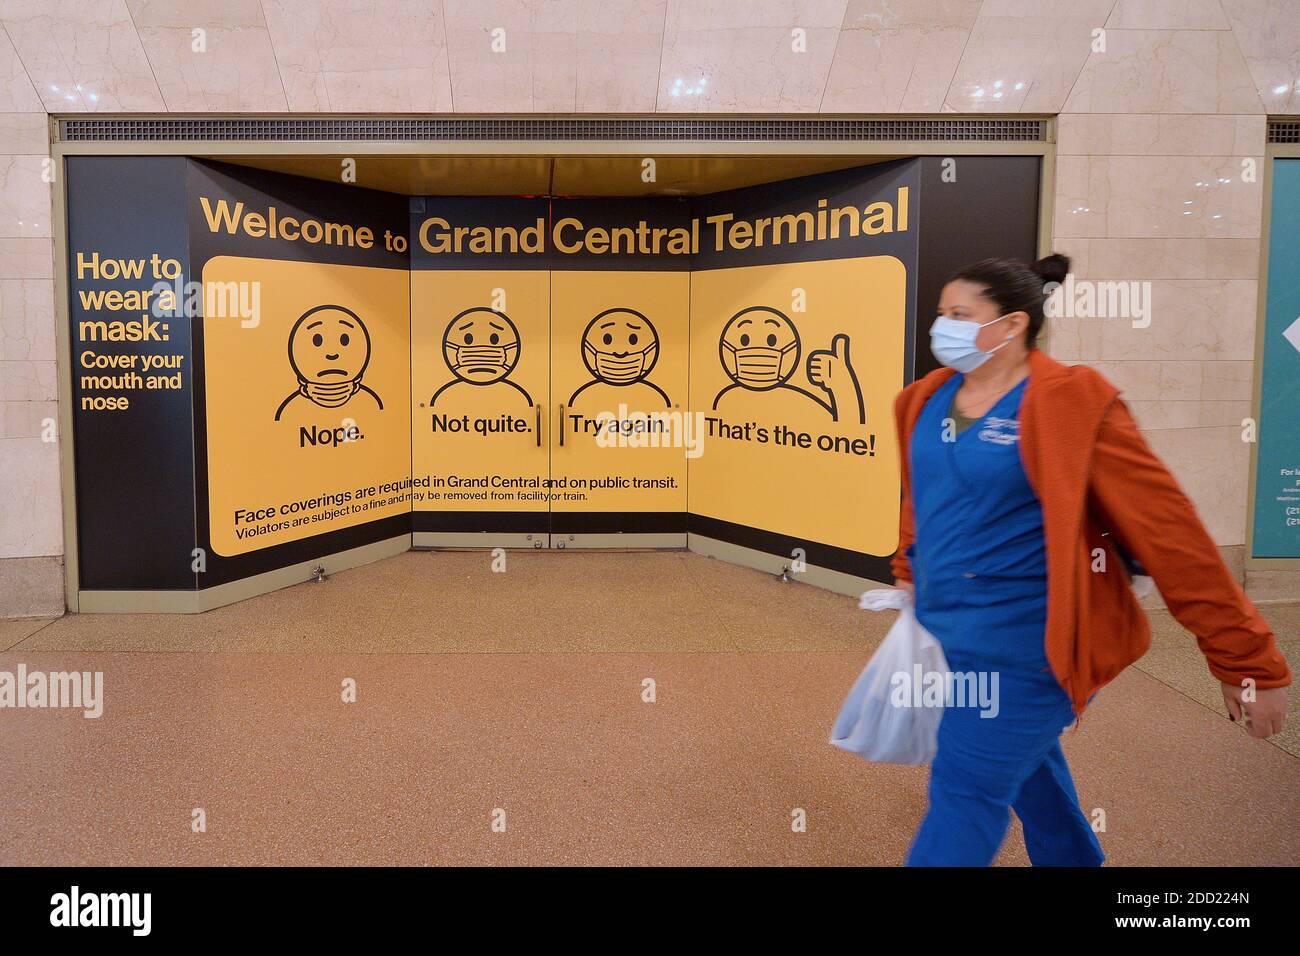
{"left": 58, "top": 116, "right": 1047, "bottom": 143}
{"left": 1268, "top": 119, "right": 1300, "bottom": 144}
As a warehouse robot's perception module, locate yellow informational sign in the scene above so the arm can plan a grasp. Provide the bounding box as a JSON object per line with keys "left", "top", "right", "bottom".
{"left": 201, "top": 256, "right": 411, "bottom": 556}
{"left": 549, "top": 271, "right": 690, "bottom": 517}
{"left": 688, "top": 255, "right": 905, "bottom": 556}
{"left": 411, "top": 270, "right": 550, "bottom": 517}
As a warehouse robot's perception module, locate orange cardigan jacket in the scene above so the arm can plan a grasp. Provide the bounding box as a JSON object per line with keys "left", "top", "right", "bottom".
{"left": 892, "top": 348, "right": 1291, "bottom": 716}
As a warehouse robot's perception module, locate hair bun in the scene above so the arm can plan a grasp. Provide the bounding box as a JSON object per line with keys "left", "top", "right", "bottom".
{"left": 1031, "top": 253, "right": 1070, "bottom": 287}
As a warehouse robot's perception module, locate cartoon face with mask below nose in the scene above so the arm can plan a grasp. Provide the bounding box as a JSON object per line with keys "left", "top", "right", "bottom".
{"left": 581, "top": 308, "right": 660, "bottom": 385}
{"left": 276, "top": 304, "right": 383, "bottom": 421}
{"left": 442, "top": 308, "right": 521, "bottom": 384}
{"left": 719, "top": 306, "right": 801, "bottom": 391}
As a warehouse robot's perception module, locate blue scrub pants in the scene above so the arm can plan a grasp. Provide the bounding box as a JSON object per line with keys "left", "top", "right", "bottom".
{"left": 905, "top": 662, "right": 1105, "bottom": 866}
{"left": 907, "top": 578, "right": 1105, "bottom": 867}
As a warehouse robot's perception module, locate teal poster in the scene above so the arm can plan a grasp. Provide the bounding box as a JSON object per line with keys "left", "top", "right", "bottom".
{"left": 1253, "top": 158, "right": 1300, "bottom": 558}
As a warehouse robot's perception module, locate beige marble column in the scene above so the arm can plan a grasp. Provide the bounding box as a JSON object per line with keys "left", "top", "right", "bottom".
{"left": 0, "top": 53, "right": 61, "bottom": 615}
{"left": 1045, "top": 2, "right": 1297, "bottom": 599}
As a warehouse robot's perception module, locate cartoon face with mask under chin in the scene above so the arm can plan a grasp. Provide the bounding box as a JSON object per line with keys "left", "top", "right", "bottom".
{"left": 719, "top": 306, "right": 801, "bottom": 391}
{"left": 276, "top": 304, "right": 383, "bottom": 421}
{"left": 580, "top": 308, "right": 659, "bottom": 385}
{"left": 442, "top": 308, "right": 521, "bottom": 384}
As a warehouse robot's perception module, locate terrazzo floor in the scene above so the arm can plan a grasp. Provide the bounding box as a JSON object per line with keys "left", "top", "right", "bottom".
{"left": 2, "top": 550, "right": 1296, "bottom": 866}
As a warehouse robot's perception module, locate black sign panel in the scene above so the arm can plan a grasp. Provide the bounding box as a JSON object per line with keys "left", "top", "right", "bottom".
{"left": 66, "top": 156, "right": 197, "bottom": 590}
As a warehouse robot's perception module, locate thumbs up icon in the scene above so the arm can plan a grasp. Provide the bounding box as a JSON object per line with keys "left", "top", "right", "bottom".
{"left": 807, "top": 333, "right": 865, "bottom": 425}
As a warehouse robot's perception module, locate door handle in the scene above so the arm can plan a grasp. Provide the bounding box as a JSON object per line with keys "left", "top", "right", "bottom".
{"left": 558, "top": 403, "right": 566, "bottom": 447}
{"left": 535, "top": 403, "right": 542, "bottom": 448}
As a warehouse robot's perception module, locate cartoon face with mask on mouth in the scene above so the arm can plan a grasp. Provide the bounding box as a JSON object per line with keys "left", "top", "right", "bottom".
{"left": 568, "top": 307, "right": 671, "bottom": 408}
{"left": 430, "top": 307, "right": 533, "bottom": 409}
{"left": 275, "top": 304, "right": 384, "bottom": 421}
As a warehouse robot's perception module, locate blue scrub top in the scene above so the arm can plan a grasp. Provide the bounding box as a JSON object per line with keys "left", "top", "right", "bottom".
{"left": 908, "top": 373, "right": 1051, "bottom": 673}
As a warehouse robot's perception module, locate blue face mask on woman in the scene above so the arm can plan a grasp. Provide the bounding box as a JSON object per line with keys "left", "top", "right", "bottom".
{"left": 929, "top": 314, "right": 1013, "bottom": 373}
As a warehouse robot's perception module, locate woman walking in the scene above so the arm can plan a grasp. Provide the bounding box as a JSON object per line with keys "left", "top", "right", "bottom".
{"left": 893, "top": 254, "right": 1291, "bottom": 866}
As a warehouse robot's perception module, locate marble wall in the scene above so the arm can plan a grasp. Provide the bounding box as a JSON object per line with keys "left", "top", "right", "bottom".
{"left": 1, "top": 0, "right": 1297, "bottom": 614}
{"left": 0, "top": 25, "right": 61, "bottom": 615}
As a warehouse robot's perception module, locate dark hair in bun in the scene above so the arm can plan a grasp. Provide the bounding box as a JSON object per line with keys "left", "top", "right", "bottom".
{"left": 946, "top": 253, "right": 1071, "bottom": 348}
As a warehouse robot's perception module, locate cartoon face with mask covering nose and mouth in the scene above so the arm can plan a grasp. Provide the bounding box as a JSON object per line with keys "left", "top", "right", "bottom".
{"left": 430, "top": 307, "right": 533, "bottom": 408}
{"left": 275, "top": 304, "right": 384, "bottom": 421}
{"left": 713, "top": 306, "right": 865, "bottom": 424}
{"left": 568, "top": 307, "right": 671, "bottom": 408}
{"left": 718, "top": 306, "right": 801, "bottom": 391}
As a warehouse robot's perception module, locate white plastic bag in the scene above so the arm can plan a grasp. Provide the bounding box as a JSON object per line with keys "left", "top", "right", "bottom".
{"left": 829, "top": 588, "right": 949, "bottom": 765}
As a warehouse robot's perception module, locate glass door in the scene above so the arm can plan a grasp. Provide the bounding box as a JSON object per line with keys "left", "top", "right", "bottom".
{"left": 547, "top": 270, "right": 690, "bottom": 548}
{"left": 411, "top": 269, "right": 552, "bottom": 548}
